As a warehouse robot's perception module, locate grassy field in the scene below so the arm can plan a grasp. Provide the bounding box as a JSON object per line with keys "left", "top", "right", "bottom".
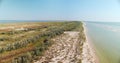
{"left": 0, "top": 21, "right": 84, "bottom": 63}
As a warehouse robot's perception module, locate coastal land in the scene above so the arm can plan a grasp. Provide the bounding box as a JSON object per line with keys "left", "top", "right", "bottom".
{"left": 34, "top": 22, "right": 97, "bottom": 63}
{"left": 0, "top": 21, "right": 97, "bottom": 63}
{"left": 82, "top": 23, "right": 98, "bottom": 63}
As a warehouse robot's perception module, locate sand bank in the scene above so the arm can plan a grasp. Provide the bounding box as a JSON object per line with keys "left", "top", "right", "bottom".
{"left": 82, "top": 22, "right": 99, "bottom": 63}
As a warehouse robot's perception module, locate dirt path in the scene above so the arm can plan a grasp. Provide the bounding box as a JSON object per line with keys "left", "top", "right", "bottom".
{"left": 34, "top": 31, "right": 81, "bottom": 63}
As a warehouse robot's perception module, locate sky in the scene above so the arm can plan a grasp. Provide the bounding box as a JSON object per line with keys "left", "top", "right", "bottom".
{"left": 0, "top": 0, "right": 120, "bottom": 22}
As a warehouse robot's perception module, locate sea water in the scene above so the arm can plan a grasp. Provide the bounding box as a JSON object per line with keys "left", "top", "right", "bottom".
{"left": 85, "top": 22, "right": 120, "bottom": 63}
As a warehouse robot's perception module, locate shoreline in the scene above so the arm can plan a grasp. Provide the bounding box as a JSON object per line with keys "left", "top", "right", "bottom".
{"left": 82, "top": 22, "right": 99, "bottom": 63}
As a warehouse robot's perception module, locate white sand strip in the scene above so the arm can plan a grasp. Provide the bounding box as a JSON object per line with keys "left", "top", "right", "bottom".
{"left": 82, "top": 22, "right": 99, "bottom": 63}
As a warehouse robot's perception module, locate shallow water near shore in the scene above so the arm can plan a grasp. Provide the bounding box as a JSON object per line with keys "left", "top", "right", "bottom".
{"left": 85, "top": 22, "right": 120, "bottom": 63}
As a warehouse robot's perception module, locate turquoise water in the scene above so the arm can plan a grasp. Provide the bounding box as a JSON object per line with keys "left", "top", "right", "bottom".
{"left": 85, "top": 22, "right": 120, "bottom": 63}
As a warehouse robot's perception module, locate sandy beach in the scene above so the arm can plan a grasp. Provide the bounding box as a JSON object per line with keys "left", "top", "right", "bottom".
{"left": 34, "top": 22, "right": 98, "bottom": 63}
{"left": 34, "top": 31, "right": 82, "bottom": 63}
{"left": 82, "top": 22, "right": 99, "bottom": 63}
